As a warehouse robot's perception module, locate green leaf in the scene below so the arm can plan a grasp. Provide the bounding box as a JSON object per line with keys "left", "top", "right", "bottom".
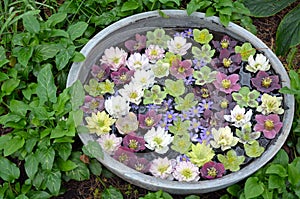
{"left": 16, "top": 46, "right": 34, "bottom": 66}
{"left": 33, "top": 44, "right": 60, "bottom": 62}
{"left": 184, "top": 195, "right": 200, "bottom": 199}
{"left": 67, "top": 21, "right": 88, "bottom": 41}
{"left": 159, "top": 0, "right": 180, "bottom": 6}
{"left": 9, "top": 100, "right": 29, "bottom": 116}
{"left": 227, "top": 184, "right": 241, "bottom": 197}
{"left": 45, "top": 171, "right": 61, "bottom": 196}
{"left": 23, "top": 14, "right": 40, "bottom": 34}
{"left": 1, "top": 78, "right": 20, "bottom": 95}
{"left": 27, "top": 191, "right": 51, "bottom": 199}
{"left": 272, "top": 149, "right": 289, "bottom": 167}
{"left": 205, "top": 7, "right": 216, "bottom": 17}
{"left": 37, "top": 147, "right": 55, "bottom": 170}
{"left": 4, "top": 136, "right": 25, "bottom": 156}
{"left": 57, "top": 159, "right": 78, "bottom": 172}
{"left": 276, "top": 5, "right": 300, "bottom": 56}
{"left": 89, "top": 159, "right": 102, "bottom": 176}
{"left": 54, "top": 142, "right": 72, "bottom": 161}
{"left": 70, "top": 80, "right": 85, "bottom": 110}
{"left": 0, "top": 72, "right": 9, "bottom": 81}
{"left": 65, "top": 152, "right": 90, "bottom": 181}
{"left": 45, "top": 13, "right": 67, "bottom": 27}
{"left": 0, "top": 157, "right": 20, "bottom": 182}
{"left": 72, "top": 51, "right": 85, "bottom": 62}
{"left": 82, "top": 141, "right": 104, "bottom": 160}
{"left": 15, "top": 194, "right": 29, "bottom": 199}
{"left": 244, "top": 177, "right": 264, "bottom": 199}
{"left": 36, "top": 65, "right": 57, "bottom": 105}
{"left": 268, "top": 174, "right": 285, "bottom": 189}
{"left": 266, "top": 164, "right": 287, "bottom": 178}
{"left": 121, "top": 0, "right": 140, "bottom": 12}
{"left": 25, "top": 153, "right": 39, "bottom": 180}
{"left": 288, "top": 157, "right": 300, "bottom": 186}
{"left": 244, "top": 0, "right": 297, "bottom": 17}
{"left": 55, "top": 46, "right": 75, "bottom": 71}
{"left": 219, "top": 14, "right": 230, "bottom": 26}
{"left": 102, "top": 186, "right": 123, "bottom": 199}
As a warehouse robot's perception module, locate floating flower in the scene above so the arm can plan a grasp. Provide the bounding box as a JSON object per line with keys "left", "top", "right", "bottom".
{"left": 193, "top": 28, "right": 213, "bottom": 44}
{"left": 131, "top": 69, "right": 156, "bottom": 89}
{"left": 163, "top": 52, "right": 182, "bottom": 66}
{"left": 143, "top": 85, "right": 167, "bottom": 105}
{"left": 184, "top": 75, "right": 195, "bottom": 85}
{"left": 115, "top": 112, "right": 139, "bottom": 134}
{"left": 245, "top": 53, "right": 270, "bottom": 73}
{"left": 213, "top": 72, "right": 241, "bottom": 94}
{"left": 145, "top": 45, "right": 165, "bottom": 63}
{"left": 187, "top": 143, "right": 215, "bottom": 167}
{"left": 97, "top": 133, "right": 122, "bottom": 155}
{"left": 169, "top": 119, "right": 190, "bottom": 135}
{"left": 210, "top": 126, "right": 239, "bottom": 151}
{"left": 189, "top": 118, "right": 202, "bottom": 133}
{"left": 232, "top": 86, "right": 260, "bottom": 108}
{"left": 183, "top": 28, "right": 193, "bottom": 38}
{"left": 118, "top": 82, "right": 144, "bottom": 105}
{"left": 167, "top": 36, "right": 192, "bottom": 55}
{"left": 144, "top": 126, "right": 174, "bottom": 154}
{"left": 236, "top": 122, "right": 261, "bottom": 144}
{"left": 200, "top": 161, "right": 225, "bottom": 179}
{"left": 110, "top": 67, "right": 134, "bottom": 85}
{"left": 149, "top": 157, "right": 176, "bottom": 180}
{"left": 175, "top": 93, "right": 198, "bottom": 111}
{"left": 244, "top": 140, "right": 265, "bottom": 158}
{"left": 173, "top": 161, "right": 200, "bottom": 182}
{"left": 113, "top": 146, "right": 136, "bottom": 166}
{"left": 176, "top": 154, "right": 190, "bottom": 162}
{"left": 234, "top": 42, "right": 256, "bottom": 61}
{"left": 139, "top": 110, "right": 162, "bottom": 129}
{"left": 128, "top": 157, "right": 150, "bottom": 173}
{"left": 251, "top": 71, "right": 281, "bottom": 92}
{"left": 224, "top": 105, "right": 253, "bottom": 128}
{"left": 123, "top": 133, "right": 146, "bottom": 152}
{"left": 217, "top": 149, "right": 245, "bottom": 172}
{"left": 146, "top": 28, "right": 171, "bottom": 49}
{"left": 192, "top": 44, "right": 215, "bottom": 63}
{"left": 126, "top": 52, "right": 150, "bottom": 71}
{"left": 257, "top": 94, "right": 284, "bottom": 115}
{"left": 164, "top": 79, "right": 185, "bottom": 97}
{"left": 84, "top": 79, "right": 103, "bottom": 97}
{"left": 211, "top": 49, "right": 241, "bottom": 74}
{"left": 105, "top": 95, "right": 130, "bottom": 118}
{"left": 254, "top": 114, "right": 283, "bottom": 139}
{"left": 124, "top": 33, "right": 146, "bottom": 52}
{"left": 170, "top": 59, "right": 194, "bottom": 79}
{"left": 81, "top": 95, "right": 105, "bottom": 113}
{"left": 100, "top": 46, "right": 127, "bottom": 71}
{"left": 85, "top": 111, "right": 116, "bottom": 136}
{"left": 91, "top": 64, "right": 110, "bottom": 82}
{"left": 151, "top": 60, "right": 170, "bottom": 78}
{"left": 212, "top": 35, "right": 237, "bottom": 53}
{"left": 164, "top": 110, "right": 179, "bottom": 123}
{"left": 193, "top": 58, "right": 206, "bottom": 70}
{"left": 193, "top": 65, "right": 218, "bottom": 86}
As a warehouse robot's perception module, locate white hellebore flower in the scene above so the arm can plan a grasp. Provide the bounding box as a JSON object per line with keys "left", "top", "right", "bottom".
{"left": 100, "top": 47, "right": 127, "bottom": 71}
{"left": 131, "top": 69, "right": 156, "bottom": 89}
{"left": 167, "top": 36, "right": 192, "bottom": 56}
{"left": 149, "top": 157, "right": 176, "bottom": 180}
{"left": 126, "top": 52, "right": 150, "bottom": 71}
{"left": 144, "top": 126, "right": 173, "bottom": 154}
{"left": 224, "top": 105, "right": 252, "bottom": 128}
{"left": 172, "top": 161, "right": 200, "bottom": 182}
{"left": 210, "top": 126, "right": 239, "bottom": 151}
{"left": 118, "top": 82, "right": 144, "bottom": 105}
{"left": 245, "top": 53, "right": 270, "bottom": 73}
{"left": 97, "top": 134, "right": 122, "bottom": 155}
{"left": 105, "top": 95, "right": 130, "bottom": 118}
{"left": 257, "top": 93, "right": 284, "bottom": 115}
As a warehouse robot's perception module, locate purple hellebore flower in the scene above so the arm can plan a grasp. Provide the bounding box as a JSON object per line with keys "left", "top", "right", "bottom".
{"left": 139, "top": 110, "right": 162, "bottom": 129}
{"left": 211, "top": 48, "right": 242, "bottom": 74}
{"left": 110, "top": 67, "right": 134, "bottom": 85}
{"left": 213, "top": 72, "right": 241, "bottom": 94}
{"left": 200, "top": 161, "right": 225, "bottom": 179}
{"left": 122, "top": 133, "right": 146, "bottom": 152}
{"left": 212, "top": 35, "right": 237, "bottom": 53}
{"left": 254, "top": 114, "right": 283, "bottom": 139}
{"left": 124, "top": 33, "right": 146, "bottom": 53}
{"left": 170, "top": 58, "right": 194, "bottom": 79}
{"left": 113, "top": 146, "right": 136, "bottom": 166}
{"left": 81, "top": 95, "right": 105, "bottom": 113}
{"left": 251, "top": 71, "right": 281, "bottom": 93}
{"left": 91, "top": 64, "right": 110, "bottom": 82}
{"left": 128, "top": 157, "right": 150, "bottom": 173}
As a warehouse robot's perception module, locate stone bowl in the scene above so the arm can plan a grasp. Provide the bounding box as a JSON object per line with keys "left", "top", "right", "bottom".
{"left": 66, "top": 10, "right": 294, "bottom": 194}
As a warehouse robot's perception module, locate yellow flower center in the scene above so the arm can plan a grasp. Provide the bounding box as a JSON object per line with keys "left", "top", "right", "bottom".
{"left": 158, "top": 165, "right": 169, "bottom": 174}
{"left": 221, "top": 39, "right": 229, "bottom": 48}
{"left": 113, "top": 57, "right": 120, "bottom": 64}
{"left": 223, "top": 58, "right": 232, "bottom": 68}
{"left": 220, "top": 100, "right": 228, "bottom": 109}
{"left": 150, "top": 49, "right": 158, "bottom": 56}
{"left": 264, "top": 119, "right": 274, "bottom": 130}
{"left": 261, "top": 77, "right": 272, "bottom": 88}
{"left": 221, "top": 79, "right": 231, "bottom": 89}
{"left": 145, "top": 117, "right": 154, "bottom": 126}
{"left": 90, "top": 101, "right": 99, "bottom": 109}
{"left": 181, "top": 168, "right": 193, "bottom": 179}
{"left": 118, "top": 153, "right": 128, "bottom": 163}
{"left": 134, "top": 61, "right": 142, "bottom": 67}
{"left": 207, "top": 167, "right": 217, "bottom": 178}
{"left": 201, "top": 88, "right": 209, "bottom": 98}
{"left": 176, "top": 43, "right": 182, "bottom": 49}
{"left": 153, "top": 137, "right": 163, "bottom": 145}
{"left": 178, "top": 66, "right": 185, "bottom": 73}
{"left": 129, "top": 92, "right": 138, "bottom": 99}
{"left": 104, "top": 140, "right": 113, "bottom": 149}
{"left": 119, "top": 74, "right": 127, "bottom": 81}
{"left": 128, "top": 139, "right": 138, "bottom": 150}
{"left": 97, "top": 71, "right": 104, "bottom": 79}
{"left": 235, "top": 114, "right": 244, "bottom": 121}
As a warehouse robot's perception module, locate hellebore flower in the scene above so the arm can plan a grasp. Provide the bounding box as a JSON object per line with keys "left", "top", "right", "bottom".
{"left": 246, "top": 53, "right": 270, "bottom": 73}
{"left": 128, "top": 157, "right": 150, "bottom": 173}
{"left": 251, "top": 71, "right": 281, "bottom": 92}
{"left": 149, "top": 157, "right": 176, "bottom": 180}
{"left": 193, "top": 65, "right": 218, "bottom": 86}
{"left": 171, "top": 134, "right": 192, "bottom": 154}
{"left": 192, "top": 44, "right": 215, "bottom": 63}
{"left": 234, "top": 42, "right": 256, "bottom": 61}
{"left": 173, "top": 161, "right": 200, "bottom": 182}
{"left": 131, "top": 69, "right": 156, "bottom": 89}
{"left": 146, "top": 28, "right": 171, "bottom": 49}
{"left": 187, "top": 143, "right": 215, "bottom": 167}
{"left": 100, "top": 46, "right": 128, "bottom": 71}
{"left": 144, "top": 126, "right": 174, "bottom": 154}
{"left": 97, "top": 133, "right": 122, "bottom": 155}
{"left": 254, "top": 114, "right": 283, "bottom": 139}
{"left": 211, "top": 48, "right": 241, "bottom": 74}
{"left": 170, "top": 58, "right": 194, "bottom": 79}
{"left": 115, "top": 112, "right": 139, "bottom": 135}
{"left": 126, "top": 52, "right": 150, "bottom": 71}
{"left": 210, "top": 126, "right": 239, "bottom": 151}
{"left": 111, "top": 67, "right": 134, "bottom": 85}
{"left": 224, "top": 105, "right": 253, "bottom": 128}
{"left": 139, "top": 110, "right": 162, "bottom": 129}
{"left": 124, "top": 33, "right": 146, "bottom": 52}
{"left": 81, "top": 95, "right": 105, "bottom": 114}
{"left": 105, "top": 95, "right": 130, "bottom": 118}
{"left": 118, "top": 82, "right": 144, "bottom": 105}
{"left": 145, "top": 44, "right": 165, "bottom": 63}
{"left": 123, "top": 133, "right": 146, "bottom": 152}
{"left": 212, "top": 35, "right": 237, "bottom": 53}
{"left": 217, "top": 149, "right": 245, "bottom": 172}
{"left": 85, "top": 111, "right": 116, "bottom": 136}
{"left": 113, "top": 146, "right": 136, "bottom": 166}
{"left": 167, "top": 36, "right": 192, "bottom": 55}
{"left": 91, "top": 64, "right": 110, "bottom": 82}
{"left": 193, "top": 28, "right": 213, "bottom": 44}
{"left": 213, "top": 72, "right": 241, "bottom": 94}
{"left": 236, "top": 122, "right": 261, "bottom": 144}
{"left": 151, "top": 60, "right": 170, "bottom": 78}
{"left": 232, "top": 86, "right": 260, "bottom": 108}
{"left": 257, "top": 93, "right": 284, "bottom": 115}
{"left": 200, "top": 161, "right": 225, "bottom": 179}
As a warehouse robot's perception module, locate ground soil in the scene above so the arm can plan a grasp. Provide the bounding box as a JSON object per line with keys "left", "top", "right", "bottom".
{"left": 51, "top": 2, "right": 300, "bottom": 199}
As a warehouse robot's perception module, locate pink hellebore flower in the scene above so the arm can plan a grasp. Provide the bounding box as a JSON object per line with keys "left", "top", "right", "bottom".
{"left": 110, "top": 67, "right": 134, "bottom": 85}
{"left": 91, "top": 64, "right": 110, "bottom": 82}
{"left": 113, "top": 146, "right": 136, "bottom": 166}
{"left": 251, "top": 71, "right": 281, "bottom": 93}
{"left": 100, "top": 47, "right": 128, "bottom": 71}
{"left": 170, "top": 58, "right": 193, "bottom": 79}
{"left": 138, "top": 110, "right": 162, "bottom": 129}
{"left": 128, "top": 157, "right": 150, "bottom": 173}
{"left": 123, "top": 133, "right": 146, "bottom": 152}
{"left": 81, "top": 95, "right": 105, "bottom": 113}
{"left": 254, "top": 114, "right": 283, "bottom": 139}
{"left": 124, "top": 33, "right": 146, "bottom": 53}
{"left": 200, "top": 161, "right": 225, "bottom": 179}
{"left": 213, "top": 72, "right": 241, "bottom": 94}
